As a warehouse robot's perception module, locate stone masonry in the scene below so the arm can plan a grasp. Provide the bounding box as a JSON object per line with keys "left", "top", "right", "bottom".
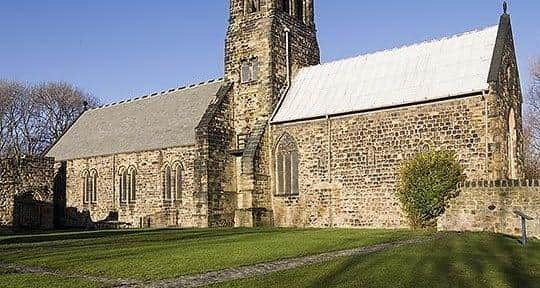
{"left": 45, "top": 3, "right": 529, "bottom": 232}
{"left": 0, "top": 156, "right": 55, "bottom": 229}
{"left": 224, "top": 0, "right": 320, "bottom": 226}
{"left": 271, "top": 95, "right": 492, "bottom": 228}
{"left": 65, "top": 145, "right": 202, "bottom": 228}
{"left": 438, "top": 180, "right": 540, "bottom": 238}
{"left": 268, "top": 12, "right": 525, "bottom": 229}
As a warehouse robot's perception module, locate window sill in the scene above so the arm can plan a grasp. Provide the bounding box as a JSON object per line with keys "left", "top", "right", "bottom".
{"left": 120, "top": 202, "right": 137, "bottom": 207}
{"left": 240, "top": 80, "right": 258, "bottom": 86}
{"left": 163, "top": 200, "right": 184, "bottom": 205}
{"left": 274, "top": 194, "right": 299, "bottom": 198}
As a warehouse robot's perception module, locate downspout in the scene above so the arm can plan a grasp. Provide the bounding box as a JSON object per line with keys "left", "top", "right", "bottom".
{"left": 268, "top": 27, "right": 293, "bottom": 196}
{"left": 113, "top": 154, "right": 116, "bottom": 210}
{"left": 483, "top": 90, "right": 489, "bottom": 176}
{"left": 326, "top": 114, "right": 333, "bottom": 227}
{"left": 269, "top": 27, "right": 292, "bottom": 122}
{"left": 285, "top": 27, "right": 291, "bottom": 86}
{"left": 326, "top": 115, "right": 332, "bottom": 183}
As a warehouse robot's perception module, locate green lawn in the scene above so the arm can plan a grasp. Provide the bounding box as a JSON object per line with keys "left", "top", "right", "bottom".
{"left": 211, "top": 232, "right": 540, "bottom": 288}
{"left": 0, "top": 272, "right": 101, "bottom": 288}
{"left": 0, "top": 228, "right": 430, "bottom": 281}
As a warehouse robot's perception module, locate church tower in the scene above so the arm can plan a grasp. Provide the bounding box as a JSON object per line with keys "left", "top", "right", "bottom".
{"left": 224, "top": 0, "right": 320, "bottom": 227}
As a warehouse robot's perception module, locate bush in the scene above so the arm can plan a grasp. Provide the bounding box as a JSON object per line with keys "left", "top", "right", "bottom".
{"left": 397, "top": 150, "right": 465, "bottom": 228}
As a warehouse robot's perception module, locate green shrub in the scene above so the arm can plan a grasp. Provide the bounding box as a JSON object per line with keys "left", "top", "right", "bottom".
{"left": 397, "top": 150, "right": 465, "bottom": 228}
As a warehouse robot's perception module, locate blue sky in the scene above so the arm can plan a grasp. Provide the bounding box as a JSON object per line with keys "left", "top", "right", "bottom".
{"left": 0, "top": 1, "right": 538, "bottom": 103}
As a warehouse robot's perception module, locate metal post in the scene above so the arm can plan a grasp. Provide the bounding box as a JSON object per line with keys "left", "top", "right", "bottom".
{"left": 514, "top": 210, "right": 533, "bottom": 247}
{"left": 521, "top": 216, "right": 527, "bottom": 246}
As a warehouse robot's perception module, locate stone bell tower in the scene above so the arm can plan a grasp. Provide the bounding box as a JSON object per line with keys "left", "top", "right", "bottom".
{"left": 224, "top": 0, "right": 320, "bottom": 227}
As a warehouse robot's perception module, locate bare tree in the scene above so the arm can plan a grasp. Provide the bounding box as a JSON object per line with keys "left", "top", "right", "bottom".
{"left": 0, "top": 82, "right": 10, "bottom": 154}
{"left": 524, "top": 123, "right": 540, "bottom": 178}
{"left": 524, "top": 57, "right": 540, "bottom": 178}
{"left": 31, "top": 82, "right": 98, "bottom": 154}
{"left": 0, "top": 80, "right": 26, "bottom": 156}
{"left": 0, "top": 80, "right": 98, "bottom": 157}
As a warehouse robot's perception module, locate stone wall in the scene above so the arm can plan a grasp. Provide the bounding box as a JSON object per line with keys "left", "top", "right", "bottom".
{"left": 224, "top": 0, "right": 320, "bottom": 227}
{"left": 268, "top": 15, "right": 524, "bottom": 229}
{"left": 271, "top": 94, "right": 503, "bottom": 228}
{"left": 486, "top": 14, "right": 524, "bottom": 180}
{"left": 196, "top": 84, "right": 237, "bottom": 227}
{"left": 225, "top": 0, "right": 319, "bottom": 133}
{"left": 65, "top": 145, "right": 203, "bottom": 228}
{"left": 438, "top": 180, "right": 540, "bottom": 238}
{"left": 0, "top": 156, "right": 55, "bottom": 229}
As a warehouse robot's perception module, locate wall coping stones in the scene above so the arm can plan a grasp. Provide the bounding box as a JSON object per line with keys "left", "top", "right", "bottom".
{"left": 457, "top": 179, "right": 540, "bottom": 188}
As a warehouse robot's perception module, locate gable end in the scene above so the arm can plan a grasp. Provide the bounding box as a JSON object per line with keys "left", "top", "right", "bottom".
{"left": 488, "top": 14, "right": 512, "bottom": 84}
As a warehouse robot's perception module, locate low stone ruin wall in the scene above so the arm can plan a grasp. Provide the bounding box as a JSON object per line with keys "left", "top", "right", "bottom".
{"left": 438, "top": 180, "right": 540, "bottom": 238}
{"left": 0, "top": 156, "right": 55, "bottom": 230}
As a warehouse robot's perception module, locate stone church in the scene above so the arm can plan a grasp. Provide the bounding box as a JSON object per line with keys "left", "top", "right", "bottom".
{"left": 47, "top": 1, "right": 523, "bottom": 229}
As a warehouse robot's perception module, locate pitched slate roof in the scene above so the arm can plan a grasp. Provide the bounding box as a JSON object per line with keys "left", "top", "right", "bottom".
{"left": 47, "top": 79, "right": 225, "bottom": 161}
{"left": 272, "top": 25, "right": 500, "bottom": 123}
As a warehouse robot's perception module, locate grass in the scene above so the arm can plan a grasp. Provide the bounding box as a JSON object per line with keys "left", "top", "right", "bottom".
{"left": 0, "top": 228, "right": 15, "bottom": 236}
{"left": 210, "top": 232, "right": 540, "bottom": 288}
{"left": 0, "top": 228, "right": 430, "bottom": 281}
{"left": 0, "top": 266, "right": 101, "bottom": 288}
{"left": 0, "top": 273, "right": 101, "bottom": 288}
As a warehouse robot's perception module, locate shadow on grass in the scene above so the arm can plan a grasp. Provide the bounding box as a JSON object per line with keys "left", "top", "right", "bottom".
{"left": 0, "top": 228, "right": 156, "bottom": 245}
{"left": 0, "top": 227, "right": 289, "bottom": 247}
{"left": 307, "top": 233, "right": 538, "bottom": 288}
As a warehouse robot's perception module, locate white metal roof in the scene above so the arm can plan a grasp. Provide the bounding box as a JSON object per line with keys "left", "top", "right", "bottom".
{"left": 272, "top": 25, "right": 499, "bottom": 123}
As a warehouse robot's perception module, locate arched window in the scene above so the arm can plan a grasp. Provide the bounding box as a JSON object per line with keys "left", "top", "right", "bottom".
{"left": 162, "top": 164, "right": 172, "bottom": 201}
{"left": 163, "top": 162, "right": 184, "bottom": 202}
{"left": 173, "top": 162, "right": 184, "bottom": 201}
{"left": 508, "top": 108, "right": 517, "bottom": 179}
{"left": 295, "top": 0, "right": 304, "bottom": 22}
{"left": 128, "top": 167, "right": 137, "bottom": 203}
{"left": 119, "top": 166, "right": 137, "bottom": 204}
{"left": 119, "top": 167, "right": 127, "bottom": 203}
{"left": 82, "top": 170, "right": 89, "bottom": 204}
{"left": 83, "top": 169, "right": 98, "bottom": 204}
{"left": 118, "top": 167, "right": 127, "bottom": 203}
{"left": 90, "top": 169, "right": 98, "bottom": 203}
{"left": 275, "top": 134, "right": 299, "bottom": 195}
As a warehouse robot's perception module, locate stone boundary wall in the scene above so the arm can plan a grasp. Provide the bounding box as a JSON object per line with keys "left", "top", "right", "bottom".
{"left": 0, "top": 156, "right": 55, "bottom": 229}
{"left": 438, "top": 180, "right": 540, "bottom": 238}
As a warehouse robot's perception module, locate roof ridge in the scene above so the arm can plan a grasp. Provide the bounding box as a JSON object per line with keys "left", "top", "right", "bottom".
{"left": 91, "top": 77, "right": 225, "bottom": 111}
{"left": 304, "top": 24, "right": 499, "bottom": 71}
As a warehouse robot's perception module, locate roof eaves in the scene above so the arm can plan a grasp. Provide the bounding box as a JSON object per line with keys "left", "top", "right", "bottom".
{"left": 271, "top": 89, "right": 488, "bottom": 125}
{"left": 89, "top": 77, "right": 224, "bottom": 111}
